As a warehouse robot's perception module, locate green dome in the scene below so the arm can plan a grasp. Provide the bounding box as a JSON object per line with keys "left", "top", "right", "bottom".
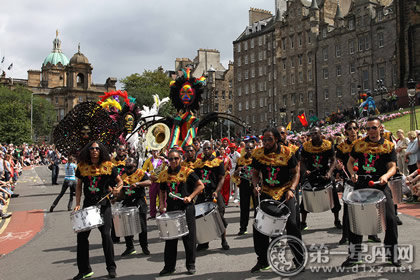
{"left": 43, "top": 52, "right": 69, "bottom": 66}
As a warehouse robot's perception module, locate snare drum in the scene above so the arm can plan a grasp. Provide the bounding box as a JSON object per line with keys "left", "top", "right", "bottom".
{"left": 254, "top": 199, "right": 290, "bottom": 237}
{"left": 388, "top": 175, "right": 404, "bottom": 204}
{"left": 345, "top": 188, "right": 386, "bottom": 235}
{"left": 195, "top": 202, "right": 225, "bottom": 244}
{"left": 113, "top": 206, "right": 142, "bottom": 237}
{"left": 156, "top": 210, "right": 189, "bottom": 240}
{"left": 301, "top": 181, "right": 334, "bottom": 213}
{"left": 70, "top": 206, "right": 104, "bottom": 233}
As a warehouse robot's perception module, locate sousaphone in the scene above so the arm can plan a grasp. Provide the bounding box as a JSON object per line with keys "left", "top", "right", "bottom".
{"left": 145, "top": 123, "right": 170, "bottom": 151}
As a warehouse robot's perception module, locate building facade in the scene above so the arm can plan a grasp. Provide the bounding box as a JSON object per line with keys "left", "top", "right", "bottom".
{"left": 0, "top": 33, "right": 117, "bottom": 123}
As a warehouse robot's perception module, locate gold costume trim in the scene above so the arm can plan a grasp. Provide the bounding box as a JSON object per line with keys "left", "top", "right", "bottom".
{"left": 111, "top": 158, "right": 126, "bottom": 167}
{"left": 77, "top": 161, "right": 114, "bottom": 177}
{"left": 194, "top": 157, "right": 223, "bottom": 169}
{"left": 158, "top": 166, "right": 194, "bottom": 183}
{"left": 353, "top": 137, "right": 394, "bottom": 154}
{"left": 121, "top": 169, "right": 146, "bottom": 185}
{"left": 251, "top": 146, "right": 292, "bottom": 166}
{"left": 262, "top": 181, "right": 292, "bottom": 201}
{"left": 303, "top": 139, "right": 332, "bottom": 154}
{"left": 181, "top": 160, "right": 196, "bottom": 169}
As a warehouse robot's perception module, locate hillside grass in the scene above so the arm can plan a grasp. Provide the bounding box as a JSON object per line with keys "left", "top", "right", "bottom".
{"left": 382, "top": 107, "right": 420, "bottom": 134}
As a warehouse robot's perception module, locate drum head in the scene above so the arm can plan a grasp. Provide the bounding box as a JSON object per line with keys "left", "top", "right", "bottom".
{"left": 260, "top": 200, "right": 290, "bottom": 217}
{"left": 158, "top": 210, "right": 184, "bottom": 220}
{"left": 302, "top": 181, "right": 330, "bottom": 191}
{"left": 348, "top": 189, "right": 385, "bottom": 204}
{"left": 195, "top": 202, "right": 216, "bottom": 217}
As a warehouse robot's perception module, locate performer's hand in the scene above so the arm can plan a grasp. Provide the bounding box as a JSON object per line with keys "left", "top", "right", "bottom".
{"left": 212, "top": 192, "right": 218, "bottom": 199}
{"left": 184, "top": 196, "right": 192, "bottom": 204}
{"left": 130, "top": 183, "right": 137, "bottom": 188}
{"left": 379, "top": 175, "right": 388, "bottom": 185}
{"left": 305, "top": 170, "right": 311, "bottom": 176}
{"left": 74, "top": 205, "right": 80, "bottom": 212}
{"left": 285, "top": 190, "right": 294, "bottom": 201}
{"left": 323, "top": 173, "right": 331, "bottom": 181}
{"left": 336, "top": 160, "right": 344, "bottom": 170}
{"left": 112, "top": 187, "right": 120, "bottom": 196}
{"left": 351, "top": 173, "right": 358, "bottom": 184}
{"left": 253, "top": 186, "right": 261, "bottom": 197}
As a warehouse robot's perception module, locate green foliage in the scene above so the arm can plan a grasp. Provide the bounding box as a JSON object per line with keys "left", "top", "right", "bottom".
{"left": 120, "top": 67, "right": 176, "bottom": 117}
{"left": 0, "top": 86, "right": 56, "bottom": 144}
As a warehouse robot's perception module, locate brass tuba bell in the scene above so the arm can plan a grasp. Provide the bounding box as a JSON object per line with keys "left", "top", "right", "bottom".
{"left": 145, "top": 123, "right": 170, "bottom": 151}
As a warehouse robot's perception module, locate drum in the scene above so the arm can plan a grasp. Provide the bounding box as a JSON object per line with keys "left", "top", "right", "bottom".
{"left": 195, "top": 202, "right": 225, "bottom": 244}
{"left": 156, "top": 210, "right": 189, "bottom": 240}
{"left": 254, "top": 199, "right": 290, "bottom": 237}
{"left": 388, "top": 175, "right": 404, "bottom": 204}
{"left": 70, "top": 206, "right": 104, "bottom": 233}
{"left": 113, "top": 206, "right": 142, "bottom": 237}
{"left": 345, "top": 188, "right": 387, "bottom": 236}
{"left": 301, "top": 181, "right": 334, "bottom": 212}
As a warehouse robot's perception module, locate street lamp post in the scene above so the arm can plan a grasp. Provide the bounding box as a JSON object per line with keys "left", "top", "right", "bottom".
{"left": 30, "top": 93, "right": 33, "bottom": 142}
{"left": 408, "top": 79, "right": 418, "bottom": 131}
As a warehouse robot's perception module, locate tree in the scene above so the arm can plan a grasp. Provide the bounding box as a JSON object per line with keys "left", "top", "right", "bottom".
{"left": 0, "top": 86, "right": 56, "bottom": 144}
{"left": 120, "top": 67, "right": 176, "bottom": 117}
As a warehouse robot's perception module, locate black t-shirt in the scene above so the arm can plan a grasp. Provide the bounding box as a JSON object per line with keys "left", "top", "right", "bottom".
{"left": 251, "top": 146, "right": 297, "bottom": 188}
{"left": 194, "top": 156, "right": 224, "bottom": 199}
{"left": 159, "top": 166, "right": 199, "bottom": 211}
{"left": 76, "top": 161, "right": 118, "bottom": 207}
{"left": 350, "top": 137, "right": 397, "bottom": 181}
{"left": 336, "top": 138, "right": 359, "bottom": 174}
{"left": 301, "top": 140, "right": 334, "bottom": 177}
{"left": 121, "top": 169, "right": 149, "bottom": 207}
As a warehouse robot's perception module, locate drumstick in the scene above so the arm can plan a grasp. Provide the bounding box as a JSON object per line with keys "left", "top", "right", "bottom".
{"left": 337, "top": 160, "right": 350, "bottom": 179}
{"left": 368, "top": 180, "right": 380, "bottom": 187}
{"left": 169, "top": 192, "right": 184, "bottom": 200}
{"left": 96, "top": 191, "right": 113, "bottom": 204}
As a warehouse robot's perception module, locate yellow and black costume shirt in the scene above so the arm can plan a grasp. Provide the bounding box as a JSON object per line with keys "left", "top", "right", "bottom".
{"left": 181, "top": 159, "right": 197, "bottom": 169}
{"left": 336, "top": 138, "right": 360, "bottom": 173}
{"left": 121, "top": 169, "right": 149, "bottom": 207}
{"left": 233, "top": 155, "right": 253, "bottom": 186}
{"left": 111, "top": 156, "right": 127, "bottom": 177}
{"left": 251, "top": 146, "right": 297, "bottom": 200}
{"left": 76, "top": 161, "right": 118, "bottom": 207}
{"left": 194, "top": 156, "right": 224, "bottom": 199}
{"left": 350, "top": 137, "right": 396, "bottom": 181}
{"left": 158, "top": 166, "right": 199, "bottom": 211}
{"left": 301, "top": 140, "right": 334, "bottom": 175}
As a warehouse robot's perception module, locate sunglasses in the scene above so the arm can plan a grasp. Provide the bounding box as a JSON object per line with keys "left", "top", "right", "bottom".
{"left": 203, "top": 147, "right": 212, "bottom": 150}
{"left": 186, "top": 149, "right": 195, "bottom": 153}
{"left": 346, "top": 127, "right": 358, "bottom": 131}
{"left": 168, "top": 157, "right": 180, "bottom": 161}
{"left": 366, "top": 126, "right": 378, "bottom": 131}
{"left": 245, "top": 146, "right": 253, "bottom": 150}
{"left": 280, "top": 131, "right": 286, "bottom": 134}
{"left": 89, "top": 147, "right": 100, "bottom": 151}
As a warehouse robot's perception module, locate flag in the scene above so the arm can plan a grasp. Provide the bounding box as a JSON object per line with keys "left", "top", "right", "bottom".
{"left": 286, "top": 121, "right": 292, "bottom": 131}
{"left": 7, "top": 63, "right": 13, "bottom": 70}
{"left": 1, "top": 57, "right": 4, "bottom": 63}
{"left": 297, "top": 113, "right": 309, "bottom": 127}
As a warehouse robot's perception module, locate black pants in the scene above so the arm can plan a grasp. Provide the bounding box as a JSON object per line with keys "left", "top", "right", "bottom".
{"left": 300, "top": 181, "right": 341, "bottom": 214}
{"left": 239, "top": 181, "right": 256, "bottom": 232}
{"left": 348, "top": 185, "right": 398, "bottom": 258}
{"left": 52, "top": 179, "right": 75, "bottom": 209}
{"left": 124, "top": 211, "right": 148, "bottom": 249}
{"left": 77, "top": 205, "right": 116, "bottom": 273}
{"left": 253, "top": 192, "right": 304, "bottom": 266}
{"left": 163, "top": 204, "right": 196, "bottom": 270}
{"left": 51, "top": 164, "right": 59, "bottom": 184}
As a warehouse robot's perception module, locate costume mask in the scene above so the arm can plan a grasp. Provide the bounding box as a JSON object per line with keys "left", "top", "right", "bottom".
{"left": 81, "top": 126, "right": 91, "bottom": 139}
{"left": 179, "top": 83, "right": 195, "bottom": 105}
{"left": 125, "top": 113, "right": 134, "bottom": 133}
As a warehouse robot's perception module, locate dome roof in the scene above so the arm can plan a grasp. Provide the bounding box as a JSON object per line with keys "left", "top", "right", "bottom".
{"left": 43, "top": 52, "right": 69, "bottom": 66}
{"left": 70, "top": 44, "right": 89, "bottom": 64}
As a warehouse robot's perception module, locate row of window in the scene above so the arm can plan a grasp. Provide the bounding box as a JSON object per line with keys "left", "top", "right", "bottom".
{"left": 236, "top": 83, "right": 276, "bottom": 96}
{"left": 281, "top": 31, "right": 312, "bottom": 51}
{"left": 236, "top": 34, "right": 276, "bottom": 53}
{"left": 212, "top": 90, "right": 233, "bottom": 100}
{"left": 236, "top": 49, "right": 275, "bottom": 66}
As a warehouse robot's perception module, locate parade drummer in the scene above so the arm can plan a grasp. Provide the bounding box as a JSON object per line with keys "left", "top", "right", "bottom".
{"left": 336, "top": 121, "right": 381, "bottom": 245}
{"left": 119, "top": 157, "right": 152, "bottom": 257}
{"left": 250, "top": 128, "right": 303, "bottom": 273}
{"left": 233, "top": 141, "right": 256, "bottom": 235}
{"left": 73, "top": 141, "right": 123, "bottom": 279}
{"left": 158, "top": 149, "right": 204, "bottom": 276}
{"left": 300, "top": 127, "right": 342, "bottom": 230}
{"left": 343, "top": 117, "right": 400, "bottom": 267}
{"left": 194, "top": 141, "right": 230, "bottom": 251}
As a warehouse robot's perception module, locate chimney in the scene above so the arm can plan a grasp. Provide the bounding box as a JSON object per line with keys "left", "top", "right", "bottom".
{"left": 249, "top": 7, "right": 272, "bottom": 25}
{"left": 275, "top": 0, "right": 287, "bottom": 20}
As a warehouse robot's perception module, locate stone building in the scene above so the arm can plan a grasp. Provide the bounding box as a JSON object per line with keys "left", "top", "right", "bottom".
{"left": 233, "top": 0, "right": 401, "bottom": 132}
{"left": 0, "top": 32, "right": 117, "bottom": 123}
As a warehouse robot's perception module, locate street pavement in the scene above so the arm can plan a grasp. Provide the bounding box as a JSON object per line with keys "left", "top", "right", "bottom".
{"left": 0, "top": 165, "right": 419, "bottom": 280}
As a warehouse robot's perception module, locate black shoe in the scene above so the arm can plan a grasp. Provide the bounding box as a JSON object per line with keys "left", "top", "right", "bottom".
{"left": 142, "top": 247, "right": 150, "bottom": 255}
{"left": 300, "top": 222, "right": 308, "bottom": 231}
{"left": 187, "top": 267, "right": 196, "bottom": 275}
{"left": 196, "top": 243, "right": 209, "bottom": 251}
{"left": 237, "top": 230, "right": 247, "bottom": 236}
{"left": 221, "top": 240, "right": 230, "bottom": 250}
{"left": 108, "top": 269, "right": 117, "bottom": 278}
{"left": 367, "top": 235, "right": 381, "bottom": 243}
{"left": 334, "top": 220, "right": 343, "bottom": 229}
{"left": 53, "top": 183, "right": 59, "bottom": 185}
{"left": 1, "top": 212, "right": 12, "bottom": 219}
{"left": 338, "top": 237, "right": 348, "bottom": 245}
{"left": 387, "top": 257, "right": 402, "bottom": 267}
{"left": 250, "top": 262, "right": 270, "bottom": 273}
{"left": 68, "top": 207, "right": 72, "bottom": 211}
{"left": 11, "top": 193, "right": 19, "bottom": 198}
{"left": 341, "top": 257, "right": 362, "bottom": 267}
{"left": 159, "top": 268, "right": 175, "bottom": 276}
{"left": 396, "top": 216, "right": 403, "bottom": 225}
{"left": 73, "top": 271, "right": 94, "bottom": 280}
{"left": 121, "top": 247, "right": 136, "bottom": 257}
{"left": 49, "top": 206, "right": 55, "bottom": 212}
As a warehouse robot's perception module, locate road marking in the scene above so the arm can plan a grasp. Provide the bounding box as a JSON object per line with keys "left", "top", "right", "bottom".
{"left": 0, "top": 230, "right": 33, "bottom": 243}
